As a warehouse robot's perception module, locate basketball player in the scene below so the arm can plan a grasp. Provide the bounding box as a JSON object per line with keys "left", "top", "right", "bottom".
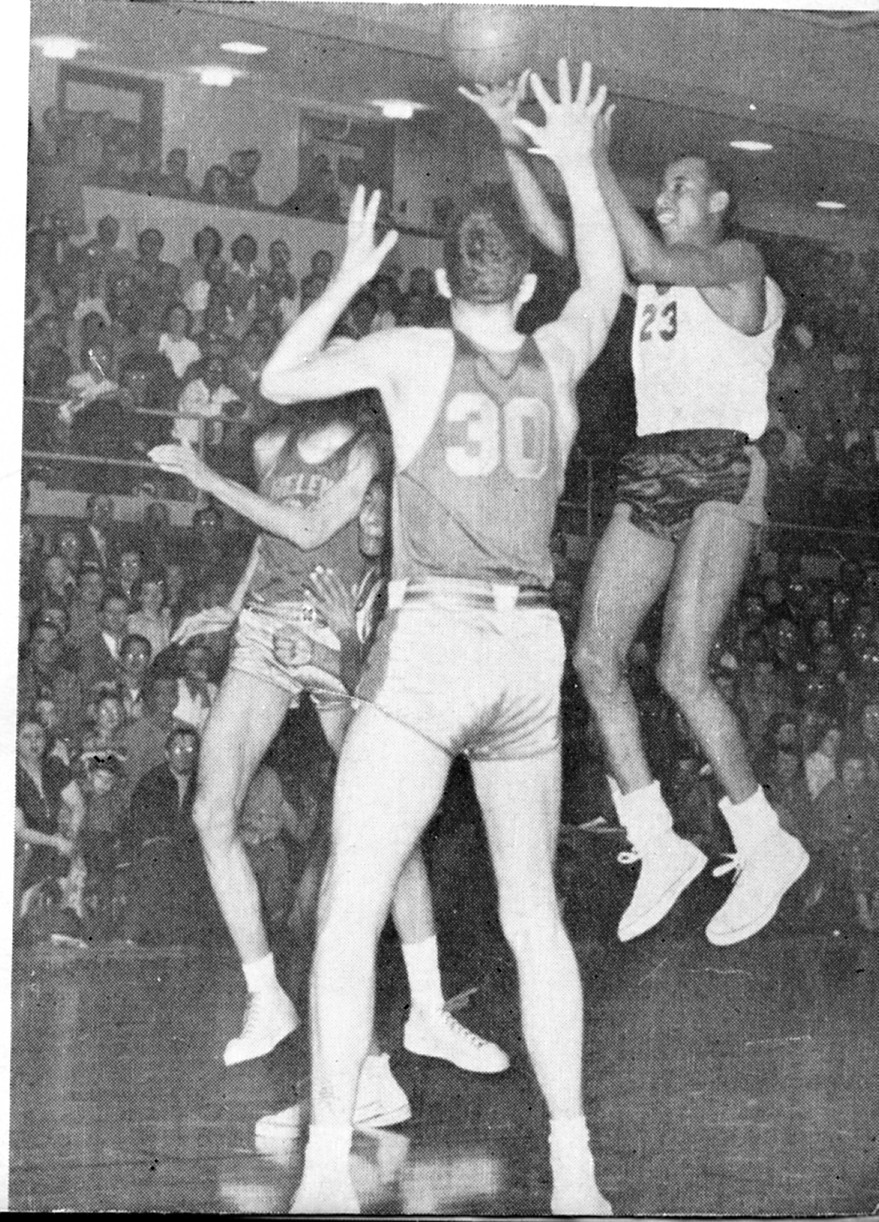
{"left": 148, "top": 410, "right": 509, "bottom": 1110}
{"left": 257, "top": 61, "right": 623, "bottom": 1215}
{"left": 466, "top": 79, "right": 809, "bottom": 945}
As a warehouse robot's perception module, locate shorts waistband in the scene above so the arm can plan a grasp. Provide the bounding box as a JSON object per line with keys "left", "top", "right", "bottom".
{"left": 388, "top": 577, "right": 553, "bottom": 612}
{"left": 633, "top": 429, "right": 748, "bottom": 453}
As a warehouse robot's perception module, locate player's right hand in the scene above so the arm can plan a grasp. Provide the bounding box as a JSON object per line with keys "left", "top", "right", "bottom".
{"left": 512, "top": 59, "right": 608, "bottom": 172}
{"left": 338, "top": 186, "right": 400, "bottom": 291}
{"left": 172, "top": 605, "right": 237, "bottom": 645}
{"left": 458, "top": 71, "right": 530, "bottom": 148}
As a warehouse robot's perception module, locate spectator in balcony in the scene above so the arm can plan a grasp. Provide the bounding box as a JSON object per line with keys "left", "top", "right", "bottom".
{"left": 73, "top": 111, "right": 104, "bottom": 175}
{"left": 201, "top": 163, "right": 233, "bottom": 206}
{"left": 127, "top": 572, "right": 172, "bottom": 660}
{"left": 68, "top": 562, "right": 105, "bottom": 652}
{"left": 79, "top": 590, "right": 130, "bottom": 693}
{"left": 18, "top": 620, "right": 84, "bottom": 741}
{"left": 158, "top": 302, "right": 201, "bottom": 381}
{"left": 174, "top": 353, "right": 241, "bottom": 448}
{"left": 179, "top": 226, "right": 224, "bottom": 298}
{"left": 41, "top": 133, "right": 87, "bottom": 234}
{"left": 281, "top": 154, "right": 340, "bottom": 220}
{"left": 160, "top": 147, "right": 194, "bottom": 199}
{"left": 98, "top": 139, "right": 136, "bottom": 192}
{"left": 228, "top": 149, "right": 261, "bottom": 208}
{"left": 174, "top": 639, "right": 218, "bottom": 733}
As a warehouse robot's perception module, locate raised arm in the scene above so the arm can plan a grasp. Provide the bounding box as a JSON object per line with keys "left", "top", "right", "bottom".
{"left": 260, "top": 187, "right": 400, "bottom": 406}
{"left": 150, "top": 435, "right": 380, "bottom": 550}
{"left": 513, "top": 61, "right": 625, "bottom": 376}
{"left": 592, "top": 107, "right": 763, "bottom": 287}
{"left": 460, "top": 74, "right": 570, "bottom": 259}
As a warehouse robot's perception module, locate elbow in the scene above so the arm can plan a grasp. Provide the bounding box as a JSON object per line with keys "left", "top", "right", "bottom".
{"left": 259, "top": 368, "right": 294, "bottom": 405}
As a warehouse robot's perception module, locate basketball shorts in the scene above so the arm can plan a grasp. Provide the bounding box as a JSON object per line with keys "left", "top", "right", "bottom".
{"left": 615, "top": 429, "right": 768, "bottom": 543}
{"left": 356, "top": 598, "right": 566, "bottom": 761}
{"left": 229, "top": 601, "right": 349, "bottom": 711}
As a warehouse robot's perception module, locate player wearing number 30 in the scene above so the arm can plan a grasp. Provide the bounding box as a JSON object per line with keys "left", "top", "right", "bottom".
{"left": 470, "top": 74, "right": 809, "bottom": 949}
{"left": 260, "top": 61, "right": 623, "bottom": 1216}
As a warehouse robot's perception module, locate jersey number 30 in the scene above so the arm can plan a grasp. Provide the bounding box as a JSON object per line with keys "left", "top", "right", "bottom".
{"left": 445, "top": 392, "right": 551, "bottom": 480}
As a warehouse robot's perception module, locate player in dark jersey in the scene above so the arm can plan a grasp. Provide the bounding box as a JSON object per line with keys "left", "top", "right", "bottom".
{"left": 467, "top": 79, "right": 809, "bottom": 948}
{"left": 149, "top": 411, "right": 508, "bottom": 1103}
{"left": 258, "top": 61, "right": 623, "bottom": 1215}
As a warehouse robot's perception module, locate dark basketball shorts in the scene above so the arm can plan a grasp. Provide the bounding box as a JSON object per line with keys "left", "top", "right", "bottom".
{"left": 229, "top": 601, "right": 349, "bottom": 711}
{"left": 356, "top": 597, "right": 566, "bottom": 761}
{"left": 615, "top": 429, "right": 768, "bottom": 543}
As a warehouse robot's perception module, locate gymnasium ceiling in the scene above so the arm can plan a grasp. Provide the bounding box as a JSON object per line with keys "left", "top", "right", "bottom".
{"left": 28, "top": 1, "right": 879, "bottom": 218}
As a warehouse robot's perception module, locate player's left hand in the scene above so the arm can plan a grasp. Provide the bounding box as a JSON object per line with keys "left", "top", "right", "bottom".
{"left": 148, "top": 442, "right": 212, "bottom": 490}
{"left": 511, "top": 59, "right": 607, "bottom": 171}
{"left": 338, "top": 186, "right": 400, "bottom": 291}
{"left": 459, "top": 71, "right": 530, "bottom": 148}
{"left": 303, "top": 565, "right": 357, "bottom": 639}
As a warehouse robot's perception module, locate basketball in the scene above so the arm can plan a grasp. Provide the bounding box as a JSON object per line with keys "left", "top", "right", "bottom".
{"left": 443, "top": 6, "right": 538, "bottom": 86}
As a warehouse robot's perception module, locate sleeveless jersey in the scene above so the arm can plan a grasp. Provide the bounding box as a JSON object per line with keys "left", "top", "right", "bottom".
{"left": 631, "top": 278, "right": 784, "bottom": 441}
{"left": 246, "top": 427, "right": 368, "bottom": 607}
{"left": 393, "top": 330, "right": 564, "bottom": 589}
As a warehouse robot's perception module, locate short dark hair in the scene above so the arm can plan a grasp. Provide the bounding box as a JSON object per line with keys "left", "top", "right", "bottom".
{"left": 120, "top": 633, "right": 152, "bottom": 659}
{"left": 443, "top": 185, "right": 531, "bottom": 306}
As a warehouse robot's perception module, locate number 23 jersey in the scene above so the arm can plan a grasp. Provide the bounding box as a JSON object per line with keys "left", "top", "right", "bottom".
{"left": 631, "top": 279, "right": 784, "bottom": 441}
{"left": 393, "top": 329, "right": 565, "bottom": 590}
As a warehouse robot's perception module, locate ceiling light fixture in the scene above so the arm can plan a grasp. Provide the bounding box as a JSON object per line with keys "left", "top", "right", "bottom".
{"left": 729, "top": 140, "right": 773, "bottom": 152}
{"left": 371, "top": 99, "right": 428, "bottom": 120}
{"left": 193, "top": 65, "right": 245, "bottom": 87}
{"left": 815, "top": 200, "right": 847, "bottom": 210}
{"left": 33, "top": 36, "right": 89, "bottom": 60}
{"left": 220, "top": 42, "right": 268, "bottom": 55}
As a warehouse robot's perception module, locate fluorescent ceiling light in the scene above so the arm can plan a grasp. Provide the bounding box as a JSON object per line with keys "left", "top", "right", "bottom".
{"left": 33, "top": 36, "right": 89, "bottom": 59}
{"left": 815, "top": 199, "right": 847, "bottom": 210}
{"left": 220, "top": 42, "right": 268, "bottom": 55}
{"left": 371, "top": 99, "right": 428, "bottom": 120}
{"left": 193, "top": 65, "right": 245, "bottom": 87}
{"left": 729, "top": 140, "right": 773, "bottom": 152}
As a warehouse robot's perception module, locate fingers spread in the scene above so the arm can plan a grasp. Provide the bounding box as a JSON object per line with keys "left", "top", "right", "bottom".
{"left": 528, "top": 71, "right": 554, "bottom": 112}
{"left": 588, "top": 83, "right": 608, "bottom": 117}
{"left": 557, "top": 57, "right": 572, "bottom": 106}
{"left": 575, "top": 60, "right": 593, "bottom": 106}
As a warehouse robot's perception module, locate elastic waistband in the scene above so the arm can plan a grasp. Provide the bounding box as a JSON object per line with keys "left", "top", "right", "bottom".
{"left": 388, "top": 577, "right": 553, "bottom": 612}
{"left": 633, "top": 429, "right": 748, "bottom": 453}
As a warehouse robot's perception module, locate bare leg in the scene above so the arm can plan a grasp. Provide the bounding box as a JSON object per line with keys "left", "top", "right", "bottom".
{"left": 574, "top": 508, "right": 675, "bottom": 793}
{"left": 471, "top": 750, "right": 610, "bottom": 1215}
{"left": 657, "top": 509, "right": 758, "bottom": 802}
{"left": 193, "top": 669, "right": 292, "bottom": 964}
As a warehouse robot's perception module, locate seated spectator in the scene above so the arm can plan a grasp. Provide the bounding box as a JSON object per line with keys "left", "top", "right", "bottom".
{"left": 299, "top": 272, "right": 329, "bottom": 314}
{"left": 79, "top": 589, "right": 129, "bottom": 692}
{"left": 173, "top": 354, "right": 242, "bottom": 447}
{"left": 227, "top": 149, "right": 260, "bottom": 208}
{"left": 758, "top": 743, "right": 810, "bottom": 840}
{"left": 80, "top": 752, "right": 128, "bottom": 936}
{"left": 227, "top": 328, "right": 270, "bottom": 422}
{"left": 227, "top": 233, "right": 263, "bottom": 315}
{"left": 122, "top": 670, "right": 182, "bottom": 795}
{"left": 122, "top": 725, "right": 210, "bottom": 946}
{"left": 311, "top": 249, "right": 335, "bottom": 282}
{"left": 158, "top": 302, "right": 201, "bottom": 381}
{"left": 76, "top": 214, "right": 135, "bottom": 293}
{"left": 133, "top": 227, "right": 176, "bottom": 315}
{"left": 33, "top": 693, "right": 75, "bottom": 768}
{"left": 281, "top": 154, "right": 340, "bottom": 220}
{"left": 201, "top": 163, "right": 233, "bottom": 205}
{"left": 54, "top": 527, "right": 84, "bottom": 578}
{"left": 163, "top": 559, "right": 190, "bottom": 629}
{"left": 266, "top": 264, "right": 298, "bottom": 329}
{"left": 68, "top": 562, "right": 105, "bottom": 651}
{"left": 18, "top": 620, "right": 84, "bottom": 740}
{"left": 368, "top": 274, "right": 401, "bottom": 330}
{"left": 127, "top": 574, "right": 171, "bottom": 661}
{"left": 179, "top": 226, "right": 224, "bottom": 299}
{"left": 15, "top": 716, "right": 86, "bottom": 929}
{"left": 848, "top": 698, "right": 879, "bottom": 785}
{"left": 79, "top": 690, "right": 128, "bottom": 768}
{"left": 113, "top": 545, "right": 143, "bottom": 606}
{"left": 24, "top": 313, "right": 72, "bottom": 395}
{"left": 117, "top": 633, "right": 153, "bottom": 722}
{"left": 186, "top": 257, "right": 230, "bottom": 328}
{"left": 41, "top": 552, "right": 75, "bottom": 605}
{"left": 173, "top": 639, "right": 218, "bottom": 732}
{"left": 737, "top": 653, "right": 796, "bottom": 755}
{"left": 337, "top": 290, "right": 378, "bottom": 341}
{"left": 141, "top": 501, "right": 176, "bottom": 573}
{"left": 61, "top": 340, "right": 119, "bottom": 429}
{"left": 160, "top": 147, "right": 194, "bottom": 199}
{"left": 804, "top": 720, "right": 842, "bottom": 801}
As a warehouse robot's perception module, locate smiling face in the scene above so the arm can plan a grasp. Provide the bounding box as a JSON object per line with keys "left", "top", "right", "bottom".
{"left": 654, "top": 157, "right": 728, "bottom": 247}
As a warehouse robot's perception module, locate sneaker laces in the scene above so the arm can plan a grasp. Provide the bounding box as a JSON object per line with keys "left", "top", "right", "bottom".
{"left": 438, "top": 1008, "right": 489, "bottom": 1047}
{"left": 240, "top": 990, "right": 271, "bottom": 1038}
{"left": 713, "top": 852, "right": 744, "bottom": 880}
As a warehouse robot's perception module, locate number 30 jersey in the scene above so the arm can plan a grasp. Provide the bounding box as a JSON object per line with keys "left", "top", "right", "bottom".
{"left": 631, "top": 279, "right": 784, "bottom": 441}
{"left": 392, "top": 329, "right": 564, "bottom": 590}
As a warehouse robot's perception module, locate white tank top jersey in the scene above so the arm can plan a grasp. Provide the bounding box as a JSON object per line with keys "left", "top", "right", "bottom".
{"left": 631, "top": 278, "right": 785, "bottom": 441}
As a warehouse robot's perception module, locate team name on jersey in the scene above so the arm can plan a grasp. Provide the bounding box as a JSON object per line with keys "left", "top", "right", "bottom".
{"left": 267, "top": 470, "right": 334, "bottom": 503}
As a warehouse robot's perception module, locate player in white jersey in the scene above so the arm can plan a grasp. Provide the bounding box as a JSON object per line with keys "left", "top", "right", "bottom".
{"left": 260, "top": 62, "right": 623, "bottom": 1215}
{"left": 468, "top": 80, "right": 808, "bottom": 947}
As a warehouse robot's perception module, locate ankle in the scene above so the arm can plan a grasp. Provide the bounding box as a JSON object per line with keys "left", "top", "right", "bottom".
{"left": 303, "top": 1122, "right": 353, "bottom": 1174}
{"left": 242, "top": 951, "right": 281, "bottom": 996}
{"left": 719, "top": 786, "right": 780, "bottom": 852}
{"left": 611, "top": 779, "right": 673, "bottom": 845}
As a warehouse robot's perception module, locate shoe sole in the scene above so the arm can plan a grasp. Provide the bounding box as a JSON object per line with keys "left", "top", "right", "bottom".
{"left": 618, "top": 849, "right": 709, "bottom": 942}
{"left": 353, "top": 1101, "right": 412, "bottom": 1129}
{"left": 402, "top": 1030, "right": 510, "bottom": 1074}
{"left": 705, "top": 848, "right": 810, "bottom": 946}
{"left": 223, "top": 1013, "right": 299, "bottom": 1067}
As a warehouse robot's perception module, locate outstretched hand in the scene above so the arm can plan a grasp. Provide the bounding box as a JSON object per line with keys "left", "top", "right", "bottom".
{"left": 458, "top": 71, "right": 530, "bottom": 148}
{"left": 511, "top": 59, "right": 608, "bottom": 172}
{"left": 148, "top": 442, "right": 212, "bottom": 491}
{"left": 172, "top": 606, "right": 237, "bottom": 646}
{"left": 338, "top": 186, "right": 400, "bottom": 291}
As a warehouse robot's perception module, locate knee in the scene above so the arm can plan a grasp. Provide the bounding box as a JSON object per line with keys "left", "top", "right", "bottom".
{"left": 497, "top": 891, "right": 561, "bottom": 956}
{"left": 656, "top": 651, "right": 708, "bottom": 709}
{"left": 191, "top": 790, "right": 237, "bottom": 855}
{"left": 573, "top": 634, "right": 624, "bottom": 707}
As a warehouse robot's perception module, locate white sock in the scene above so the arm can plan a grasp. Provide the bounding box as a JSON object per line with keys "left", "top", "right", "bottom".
{"left": 549, "top": 1114, "right": 593, "bottom": 1161}
{"left": 610, "top": 778, "right": 674, "bottom": 846}
{"left": 242, "top": 951, "right": 280, "bottom": 996}
{"left": 718, "top": 786, "right": 780, "bottom": 855}
{"left": 302, "top": 1122, "right": 353, "bottom": 1175}
{"left": 402, "top": 934, "right": 445, "bottom": 1014}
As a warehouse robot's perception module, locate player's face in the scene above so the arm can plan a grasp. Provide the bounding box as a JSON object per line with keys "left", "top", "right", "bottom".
{"left": 358, "top": 484, "right": 388, "bottom": 558}
{"left": 654, "top": 158, "right": 716, "bottom": 245}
